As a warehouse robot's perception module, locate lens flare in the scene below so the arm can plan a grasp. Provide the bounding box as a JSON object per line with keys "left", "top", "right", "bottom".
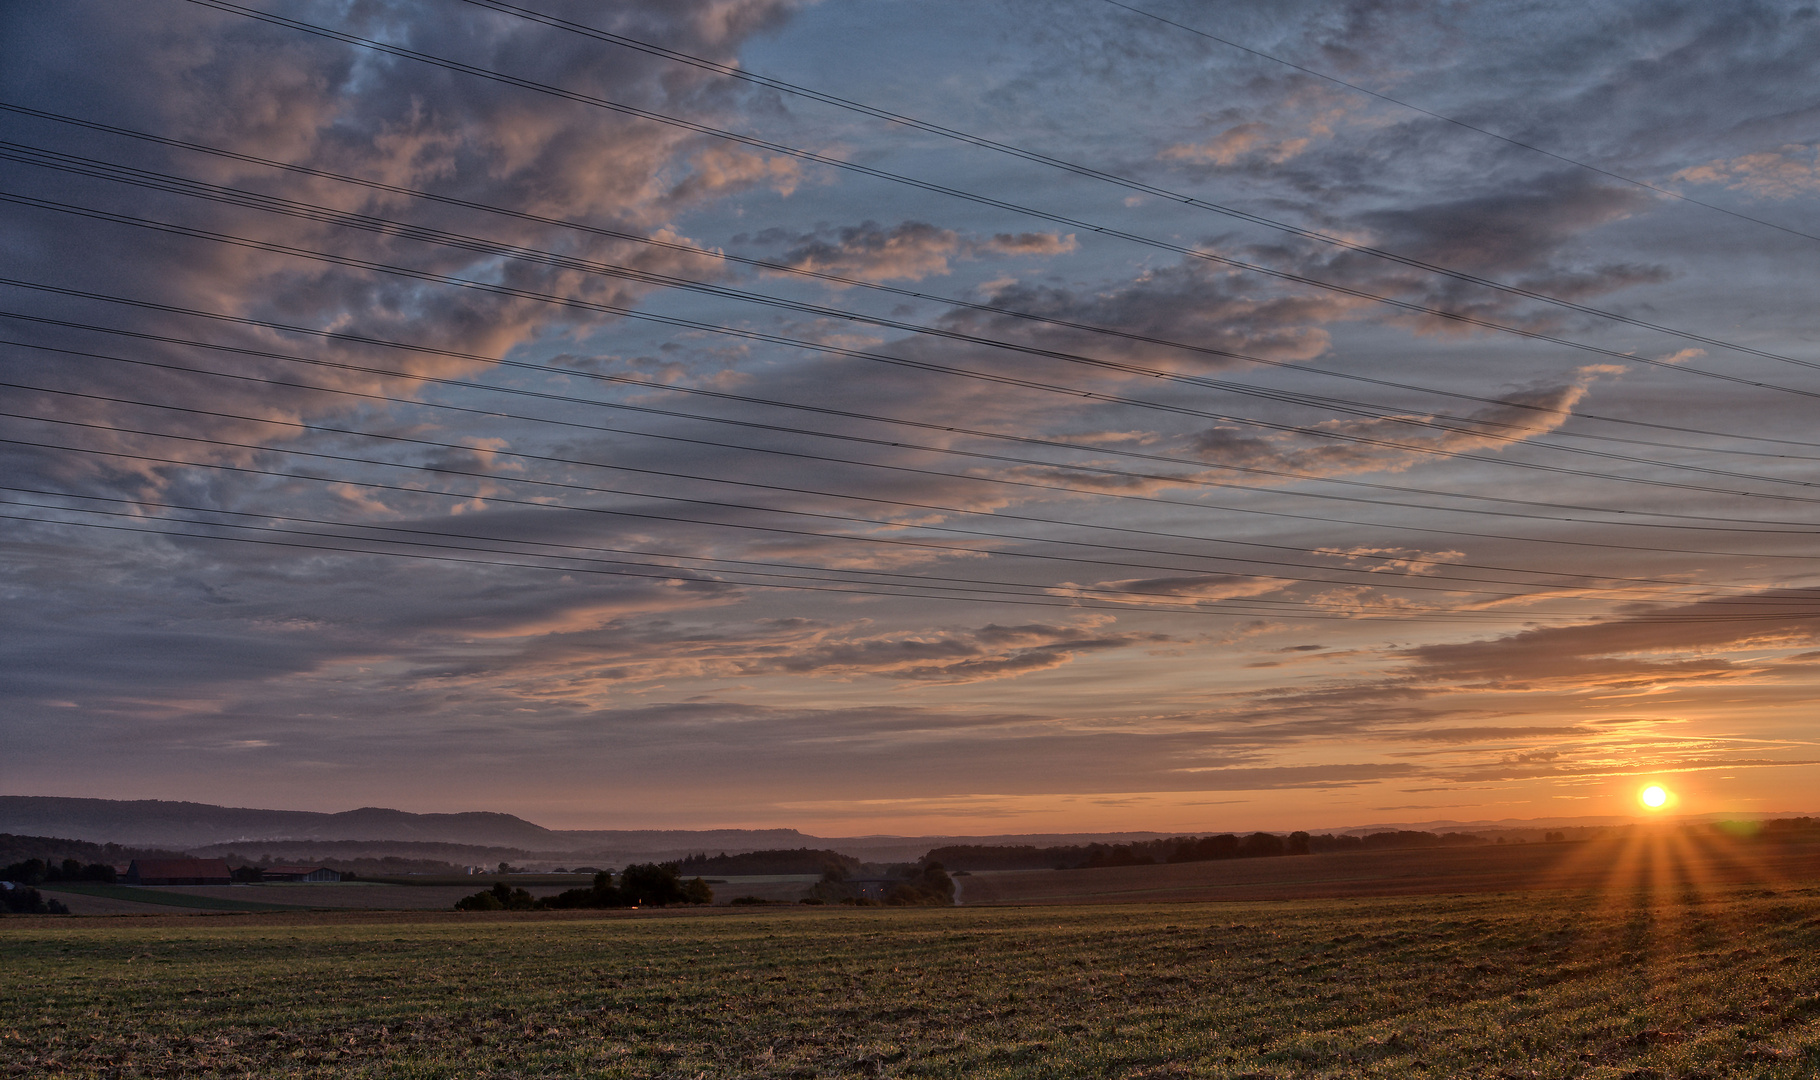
{"left": 1641, "top": 784, "right": 1668, "bottom": 809}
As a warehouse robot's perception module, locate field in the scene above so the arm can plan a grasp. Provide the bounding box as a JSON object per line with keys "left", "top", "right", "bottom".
{"left": 6, "top": 882, "right": 1820, "bottom": 1079}
{"left": 35, "top": 877, "right": 820, "bottom": 916}
{"left": 956, "top": 832, "right": 1820, "bottom": 906}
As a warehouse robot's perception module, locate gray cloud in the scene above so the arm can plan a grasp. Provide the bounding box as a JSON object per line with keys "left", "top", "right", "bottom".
{"left": 6, "top": 0, "right": 1820, "bottom": 831}
{"left": 739, "top": 219, "right": 1076, "bottom": 283}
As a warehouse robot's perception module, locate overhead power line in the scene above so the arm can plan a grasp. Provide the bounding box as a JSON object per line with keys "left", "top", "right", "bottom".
{"left": 15, "top": 505, "right": 1811, "bottom": 623}
{"left": 14, "top": 306, "right": 1820, "bottom": 568}
{"left": 14, "top": 96, "right": 1820, "bottom": 458}
{"left": 14, "top": 332, "right": 1807, "bottom": 600}
{"left": 18, "top": 382, "right": 1813, "bottom": 602}
{"left": 10, "top": 501, "right": 1814, "bottom": 624}
{"left": 2, "top": 431, "right": 1660, "bottom": 617}
{"left": 11, "top": 143, "right": 1820, "bottom": 491}
{"left": 7, "top": 193, "right": 1819, "bottom": 521}
{"left": 0, "top": 490, "right": 1306, "bottom": 613}
{"left": 174, "top": 0, "right": 1820, "bottom": 381}
{"left": 8, "top": 104, "right": 1819, "bottom": 458}
{"left": 1097, "top": 0, "right": 1820, "bottom": 246}
{"left": 456, "top": 0, "right": 1820, "bottom": 355}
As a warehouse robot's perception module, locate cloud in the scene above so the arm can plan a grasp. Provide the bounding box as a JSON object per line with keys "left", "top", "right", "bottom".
{"left": 0, "top": 0, "right": 799, "bottom": 497}
{"left": 1164, "top": 122, "right": 1310, "bottom": 167}
{"left": 497, "top": 615, "right": 1176, "bottom": 688}
{"left": 1159, "top": 84, "right": 1357, "bottom": 169}
{"left": 1398, "top": 591, "right": 1820, "bottom": 690}
{"left": 1316, "top": 547, "right": 1468, "bottom": 576}
{"left": 981, "top": 231, "right": 1078, "bottom": 256}
{"left": 744, "top": 220, "right": 1076, "bottom": 283}
{"left": 664, "top": 144, "right": 804, "bottom": 204}
{"left": 1167, "top": 763, "right": 1421, "bottom": 789}
{"left": 1187, "top": 371, "right": 1602, "bottom": 477}
{"left": 1063, "top": 573, "right": 1293, "bottom": 606}
{"left": 8, "top": 0, "right": 1820, "bottom": 829}
{"left": 938, "top": 259, "right": 1344, "bottom": 372}
{"left": 1354, "top": 172, "right": 1650, "bottom": 274}
{"left": 1674, "top": 144, "right": 1820, "bottom": 198}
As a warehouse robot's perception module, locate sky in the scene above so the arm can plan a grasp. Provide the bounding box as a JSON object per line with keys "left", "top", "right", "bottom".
{"left": 4, "top": 0, "right": 1820, "bottom": 835}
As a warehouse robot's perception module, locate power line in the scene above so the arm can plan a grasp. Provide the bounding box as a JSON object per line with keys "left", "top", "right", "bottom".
{"left": 0, "top": 508, "right": 1242, "bottom": 616}
{"left": 172, "top": 0, "right": 1820, "bottom": 383}
{"left": 10, "top": 504, "right": 1813, "bottom": 624}
{"left": 11, "top": 138, "right": 1820, "bottom": 483}
{"left": 462, "top": 0, "right": 1820, "bottom": 351}
{"left": 0, "top": 490, "right": 1284, "bottom": 612}
{"left": 7, "top": 389, "right": 1810, "bottom": 616}
{"left": 11, "top": 373, "right": 1820, "bottom": 611}
{"left": 13, "top": 316, "right": 1818, "bottom": 570}
{"left": 5, "top": 414, "right": 1565, "bottom": 602}
{"left": 22, "top": 391, "right": 1789, "bottom": 608}
{"left": 12, "top": 333, "right": 1802, "bottom": 600}
{"left": 7, "top": 194, "right": 1819, "bottom": 521}
{"left": 1097, "top": 0, "right": 1820, "bottom": 246}
{"left": 7, "top": 105, "right": 1818, "bottom": 457}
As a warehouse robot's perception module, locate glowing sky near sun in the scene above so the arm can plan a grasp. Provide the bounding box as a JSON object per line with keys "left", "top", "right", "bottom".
{"left": 3, "top": 0, "right": 1820, "bottom": 834}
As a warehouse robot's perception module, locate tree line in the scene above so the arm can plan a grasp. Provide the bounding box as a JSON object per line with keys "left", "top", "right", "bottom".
{"left": 0, "top": 834, "right": 181, "bottom": 870}
{"left": 2, "top": 858, "right": 118, "bottom": 884}
{"left": 454, "top": 863, "right": 712, "bottom": 911}
{"left": 677, "top": 847, "right": 862, "bottom": 876}
{"left": 921, "top": 829, "right": 1498, "bottom": 871}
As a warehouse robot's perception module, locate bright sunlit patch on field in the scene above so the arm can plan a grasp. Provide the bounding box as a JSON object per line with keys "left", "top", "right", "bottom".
{"left": 1640, "top": 784, "right": 1669, "bottom": 809}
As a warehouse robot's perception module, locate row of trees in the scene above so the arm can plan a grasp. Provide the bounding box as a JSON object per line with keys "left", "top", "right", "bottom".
{"left": 923, "top": 833, "right": 1313, "bottom": 871}
{"left": 0, "top": 834, "right": 180, "bottom": 871}
{"left": 922, "top": 829, "right": 1498, "bottom": 871}
{"left": 678, "top": 847, "right": 862, "bottom": 877}
{"left": 2, "top": 858, "right": 117, "bottom": 885}
{"left": 454, "top": 863, "right": 712, "bottom": 911}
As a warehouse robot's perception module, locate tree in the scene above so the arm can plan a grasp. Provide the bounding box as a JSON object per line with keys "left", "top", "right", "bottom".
{"left": 2, "top": 886, "right": 70, "bottom": 914}
{"left": 540, "top": 870, "right": 626, "bottom": 909}
{"left": 454, "top": 889, "right": 504, "bottom": 911}
{"left": 807, "top": 867, "right": 856, "bottom": 904}
{"left": 3, "top": 859, "right": 48, "bottom": 885}
{"left": 1238, "top": 832, "right": 1285, "bottom": 858}
{"left": 885, "top": 863, "right": 955, "bottom": 906}
{"left": 454, "top": 881, "right": 534, "bottom": 911}
{"left": 618, "top": 862, "right": 688, "bottom": 907}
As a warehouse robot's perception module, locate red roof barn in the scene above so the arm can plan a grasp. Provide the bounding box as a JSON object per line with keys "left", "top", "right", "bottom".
{"left": 125, "top": 858, "right": 232, "bottom": 886}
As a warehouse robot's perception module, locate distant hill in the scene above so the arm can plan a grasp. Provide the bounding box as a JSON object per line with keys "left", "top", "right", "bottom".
{"left": 0, "top": 796, "right": 825, "bottom": 854}
{"left": 0, "top": 796, "right": 1185, "bottom": 865}
{"left": 35, "top": 794, "right": 1792, "bottom": 868}
{"left": 0, "top": 796, "right": 573, "bottom": 849}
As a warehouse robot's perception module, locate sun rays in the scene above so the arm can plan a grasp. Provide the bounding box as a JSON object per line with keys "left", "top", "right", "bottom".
{"left": 1534, "top": 809, "right": 1815, "bottom": 911}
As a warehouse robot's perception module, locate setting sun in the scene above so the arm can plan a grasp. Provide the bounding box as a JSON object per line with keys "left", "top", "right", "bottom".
{"left": 1641, "top": 784, "right": 1669, "bottom": 809}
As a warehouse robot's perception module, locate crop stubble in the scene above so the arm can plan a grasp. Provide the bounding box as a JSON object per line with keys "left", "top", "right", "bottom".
{"left": 4, "top": 886, "right": 1819, "bottom": 1079}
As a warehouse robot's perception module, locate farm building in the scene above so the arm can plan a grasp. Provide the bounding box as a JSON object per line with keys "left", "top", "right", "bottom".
{"left": 261, "top": 865, "right": 343, "bottom": 882}
{"left": 125, "top": 858, "right": 232, "bottom": 886}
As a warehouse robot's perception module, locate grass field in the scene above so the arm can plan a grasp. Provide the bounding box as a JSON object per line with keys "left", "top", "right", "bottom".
{"left": 36, "top": 884, "right": 308, "bottom": 913}
{"left": 5, "top": 883, "right": 1819, "bottom": 1078}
